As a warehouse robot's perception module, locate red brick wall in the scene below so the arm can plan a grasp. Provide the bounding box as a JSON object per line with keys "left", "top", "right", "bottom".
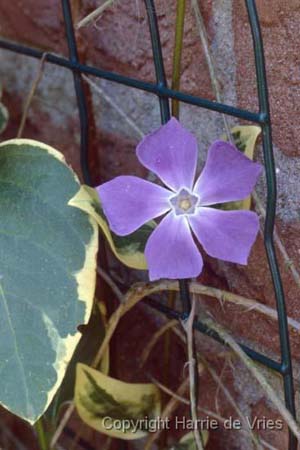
{"left": 0, "top": 1, "right": 299, "bottom": 449}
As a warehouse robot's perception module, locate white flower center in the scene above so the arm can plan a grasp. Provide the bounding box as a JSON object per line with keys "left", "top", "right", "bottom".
{"left": 169, "top": 188, "right": 199, "bottom": 216}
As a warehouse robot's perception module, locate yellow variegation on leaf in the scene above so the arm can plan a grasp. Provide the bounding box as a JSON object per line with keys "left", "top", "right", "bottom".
{"left": 0, "top": 139, "right": 98, "bottom": 423}
{"left": 70, "top": 185, "right": 155, "bottom": 270}
{"left": 47, "top": 301, "right": 109, "bottom": 423}
{"left": 75, "top": 363, "right": 161, "bottom": 440}
{"left": 220, "top": 125, "right": 261, "bottom": 210}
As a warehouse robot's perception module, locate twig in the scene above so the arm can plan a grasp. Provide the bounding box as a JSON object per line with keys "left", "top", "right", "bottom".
{"left": 190, "top": 0, "right": 232, "bottom": 142}
{"left": 159, "top": 297, "right": 177, "bottom": 449}
{"left": 149, "top": 308, "right": 295, "bottom": 447}
{"left": 182, "top": 296, "right": 204, "bottom": 450}
{"left": 191, "top": 284, "right": 300, "bottom": 333}
{"left": 140, "top": 319, "right": 178, "bottom": 367}
{"left": 149, "top": 374, "right": 190, "bottom": 405}
{"left": 92, "top": 282, "right": 157, "bottom": 368}
{"left": 50, "top": 404, "right": 75, "bottom": 448}
{"left": 201, "top": 355, "right": 263, "bottom": 449}
{"left": 76, "top": 0, "right": 116, "bottom": 29}
{"left": 51, "top": 278, "right": 299, "bottom": 447}
{"left": 171, "top": 0, "right": 186, "bottom": 118}
{"left": 97, "top": 266, "right": 124, "bottom": 303}
{"left": 82, "top": 74, "right": 144, "bottom": 139}
{"left": 156, "top": 310, "right": 300, "bottom": 448}
{"left": 146, "top": 280, "right": 300, "bottom": 332}
{"left": 144, "top": 378, "right": 190, "bottom": 450}
{"left": 17, "top": 53, "right": 47, "bottom": 138}
{"left": 206, "top": 318, "right": 300, "bottom": 440}
{"left": 151, "top": 377, "right": 280, "bottom": 450}
{"left": 213, "top": 357, "right": 228, "bottom": 415}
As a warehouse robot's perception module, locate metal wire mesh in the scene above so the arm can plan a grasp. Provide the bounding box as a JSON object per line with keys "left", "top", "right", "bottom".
{"left": 0, "top": 1, "right": 296, "bottom": 449}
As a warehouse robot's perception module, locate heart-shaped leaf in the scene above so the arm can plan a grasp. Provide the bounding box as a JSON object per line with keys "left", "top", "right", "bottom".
{"left": 0, "top": 139, "right": 98, "bottom": 423}
{"left": 70, "top": 185, "right": 155, "bottom": 270}
{"left": 75, "top": 363, "right": 161, "bottom": 440}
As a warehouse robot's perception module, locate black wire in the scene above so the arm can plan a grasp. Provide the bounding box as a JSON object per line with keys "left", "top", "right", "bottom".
{"left": 0, "top": 0, "right": 296, "bottom": 448}
{"left": 245, "top": 2, "right": 296, "bottom": 448}
{"left": 0, "top": 39, "right": 264, "bottom": 123}
{"left": 145, "top": 297, "right": 282, "bottom": 372}
{"left": 61, "top": 0, "right": 91, "bottom": 186}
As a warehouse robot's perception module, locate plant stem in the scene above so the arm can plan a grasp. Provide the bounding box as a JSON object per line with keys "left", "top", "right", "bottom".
{"left": 17, "top": 53, "right": 47, "bottom": 138}
{"left": 76, "top": 0, "right": 115, "bottom": 29}
{"left": 35, "top": 418, "right": 49, "bottom": 450}
{"left": 82, "top": 74, "right": 144, "bottom": 139}
{"left": 151, "top": 376, "right": 279, "bottom": 450}
{"left": 50, "top": 404, "right": 75, "bottom": 449}
{"left": 200, "top": 355, "right": 263, "bottom": 449}
{"left": 147, "top": 280, "right": 300, "bottom": 332}
{"left": 182, "top": 296, "right": 204, "bottom": 450}
{"left": 144, "top": 378, "right": 190, "bottom": 450}
{"left": 97, "top": 266, "right": 124, "bottom": 303}
{"left": 206, "top": 318, "right": 300, "bottom": 440}
{"left": 159, "top": 292, "right": 177, "bottom": 449}
{"left": 140, "top": 319, "right": 178, "bottom": 368}
{"left": 190, "top": 0, "right": 233, "bottom": 142}
{"left": 51, "top": 278, "right": 300, "bottom": 448}
{"left": 172, "top": 0, "right": 186, "bottom": 118}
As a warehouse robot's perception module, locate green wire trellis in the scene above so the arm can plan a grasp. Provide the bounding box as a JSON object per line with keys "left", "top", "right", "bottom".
{"left": 0, "top": 1, "right": 296, "bottom": 449}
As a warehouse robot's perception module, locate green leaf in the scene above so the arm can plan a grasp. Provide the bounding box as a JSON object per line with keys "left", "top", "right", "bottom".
{"left": 0, "top": 139, "right": 98, "bottom": 424}
{"left": 0, "top": 102, "right": 8, "bottom": 134}
{"left": 75, "top": 363, "right": 161, "bottom": 440}
{"left": 218, "top": 125, "right": 261, "bottom": 211}
{"left": 70, "top": 185, "right": 155, "bottom": 270}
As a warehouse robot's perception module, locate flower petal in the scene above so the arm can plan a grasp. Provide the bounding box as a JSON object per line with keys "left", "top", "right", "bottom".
{"left": 136, "top": 117, "right": 198, "bottom": 191}
{"left": 145, "top": 213, "right": 203, "bottom": 280}
{"left": 97, "top": 176, "right": 172, "bottom": 236}
{"left": 189, "top": 207, "right": 259, "bottom": 264}
{"left": 194, "top": 140, "right": 262, "bottom": 205}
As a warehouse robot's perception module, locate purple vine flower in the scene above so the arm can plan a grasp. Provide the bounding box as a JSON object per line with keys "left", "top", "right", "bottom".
{"left": 97, "top": 118, "right": 262, "bottom": 281}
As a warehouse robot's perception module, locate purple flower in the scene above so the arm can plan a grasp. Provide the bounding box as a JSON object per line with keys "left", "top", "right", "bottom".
{"left": 97, "top": 118, "right": 262, "bottom": 281}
